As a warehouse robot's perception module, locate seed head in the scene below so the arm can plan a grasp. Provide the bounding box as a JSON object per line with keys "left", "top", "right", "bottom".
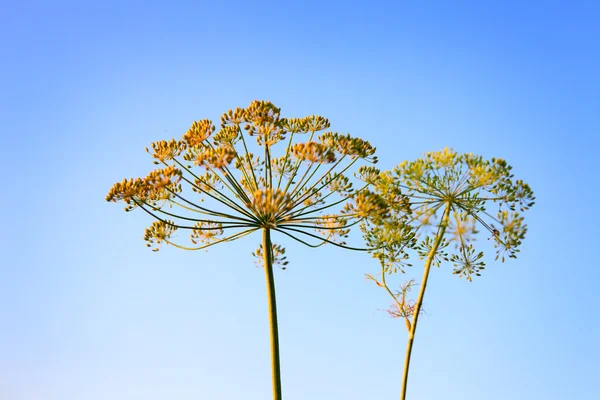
{"left": 183, "top": 119, "right": 215, "bottom": 147}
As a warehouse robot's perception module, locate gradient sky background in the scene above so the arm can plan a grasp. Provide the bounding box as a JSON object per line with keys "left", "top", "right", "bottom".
{"left": 1, "top": 1, "right": 599, "bottom": 399}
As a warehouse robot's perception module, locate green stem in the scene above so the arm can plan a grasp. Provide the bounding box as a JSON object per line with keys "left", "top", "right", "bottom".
{"left": 287, "top": 160, "right": 316, "bottom": 200}
{"left": 285, "top": 155, "right": 351, "bottom": 212}
{"left": 276, "top": 132, "right": 295, "bottom": 190}
{"left": 238, "top": 125, "right": 260, "bottom": 191}
{"left": 265, "top": 143, "right": 273, "bottom": 189}
{"left": 263, "top": 228, "right": 282, "bottom": 400}
{"left": 400, "top": 202, "right": 451, "bottom": 400}
{"left": 280, "top": 131, "right": 315, "bottom": 196}
{"left": 380, "top": 263, "right": 406, "bottom": 328}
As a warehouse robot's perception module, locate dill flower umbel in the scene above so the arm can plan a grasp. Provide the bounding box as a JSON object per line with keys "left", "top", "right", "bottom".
{"left": 106, "top": 100, "right": 392, "bottom": 400}
{"left": 362, "top": 147, "right": 535, "bottom": 400}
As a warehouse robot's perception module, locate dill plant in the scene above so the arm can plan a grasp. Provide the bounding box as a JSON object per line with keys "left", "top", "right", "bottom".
{"left": 363, "top": 148, "right": 535, "bottom": 400}
{"left": 106, "top": 100, "right": 390, "bottom": 399}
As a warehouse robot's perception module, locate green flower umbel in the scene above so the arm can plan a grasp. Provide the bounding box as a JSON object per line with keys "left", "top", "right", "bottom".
{"left": 364, "top": 147, "right": 534, "bottom": 400}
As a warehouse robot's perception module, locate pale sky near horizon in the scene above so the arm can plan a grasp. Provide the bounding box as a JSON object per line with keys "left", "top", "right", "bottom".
{"left": 1, "top": 1, "right": 599, "bottom": 399}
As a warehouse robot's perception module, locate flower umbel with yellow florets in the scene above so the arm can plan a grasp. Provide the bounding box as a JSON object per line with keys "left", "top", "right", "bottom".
{"left": 362, "top": 147, "right": 535, "bottom": 400}
{"left": 106, "top": 100, "right": 391, "bottom": 400}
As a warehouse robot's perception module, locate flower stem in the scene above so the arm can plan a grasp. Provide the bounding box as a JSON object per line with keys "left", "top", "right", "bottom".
{"left": 400, "top": 202, "right": 451, "bottom": 400}
{"left": 263, "top": 228, "right": 282, "bottom": 400}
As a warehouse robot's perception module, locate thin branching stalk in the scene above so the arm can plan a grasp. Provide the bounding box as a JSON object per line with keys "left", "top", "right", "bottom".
{"left": 400, "top": 202, "right": 451, "bottom": 400}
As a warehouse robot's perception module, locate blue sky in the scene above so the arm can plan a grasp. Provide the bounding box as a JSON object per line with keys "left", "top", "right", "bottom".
{"left": 1, "top": 1, "right": 598, "bottom": 399}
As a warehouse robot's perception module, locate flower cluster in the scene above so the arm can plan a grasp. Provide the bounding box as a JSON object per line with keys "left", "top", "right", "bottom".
{"left": 107, "top": 100, "right": 389, "bottom": 260}
{"left": 362, "top": 147, "right": 534, "bottom": 333}
{"left": 395, "top": 148, "right": 535, "bottom": 271}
